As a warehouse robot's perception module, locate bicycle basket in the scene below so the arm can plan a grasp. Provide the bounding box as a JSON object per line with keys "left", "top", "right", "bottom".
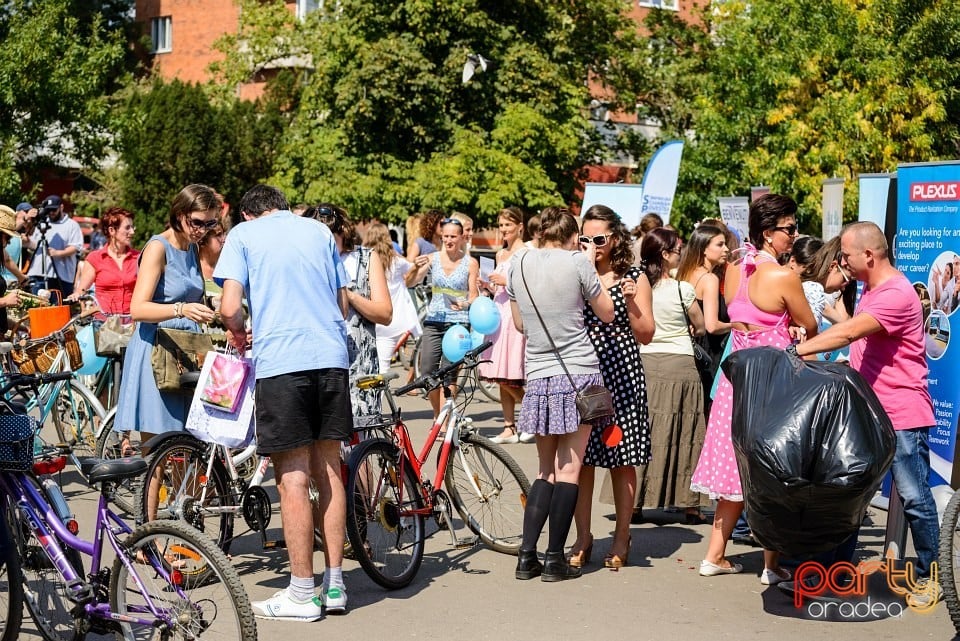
{"left": 11, "top": 328, "right": 83, "bottom": 374}
{"left": 0, "top": 414, "right": 37, "bottom": 471}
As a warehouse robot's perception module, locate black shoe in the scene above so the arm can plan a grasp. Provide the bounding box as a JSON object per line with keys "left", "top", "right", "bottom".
{"left": 630, "top": 509, "right": 644, "bottom": 525}
{"left": 732, "top": 534, "right": 760, "bottom": 547}
{"left": 541, "top": 551, "right": 582, "bottom": 582}
{"left": 515, "top": 550, "right": 543, "bottom": 580}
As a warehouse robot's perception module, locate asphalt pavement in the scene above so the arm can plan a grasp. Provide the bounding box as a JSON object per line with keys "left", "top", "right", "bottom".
{"left": 14, "top": 379, "right": 958, "bottom": 640}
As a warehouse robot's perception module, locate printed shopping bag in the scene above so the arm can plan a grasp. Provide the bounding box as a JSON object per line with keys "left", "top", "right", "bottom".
{"left": 199, "top": 352, "right": 250, "bottom": 413}
{"left": 185, "top": 352, "right": 255, "bottom": 448}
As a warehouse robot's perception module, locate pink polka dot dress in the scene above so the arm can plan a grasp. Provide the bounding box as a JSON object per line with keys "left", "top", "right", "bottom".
{"left": 690, "top": 251, "right": 793, "bottom": 501}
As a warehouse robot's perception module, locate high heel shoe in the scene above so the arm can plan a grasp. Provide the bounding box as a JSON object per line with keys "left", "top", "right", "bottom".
{"left": 568, "top": 535, "right": 594, "bottom": 568}
{"left": 604, "top": 536, "right": 631, "bottom": 569}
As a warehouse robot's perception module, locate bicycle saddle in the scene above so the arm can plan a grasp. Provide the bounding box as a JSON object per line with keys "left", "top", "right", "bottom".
{"left": 81, "top": 457, "right": 148, "bottom": 484}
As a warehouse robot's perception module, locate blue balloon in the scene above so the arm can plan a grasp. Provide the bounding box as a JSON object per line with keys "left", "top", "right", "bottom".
{"left": 470, "top": 330, "right": 485, "bottom": 349}
{"left": 469, "top": 296, "right": 500, "bottom": 335}
{"left": 75, "top": 324, "right": 108, "bottom": 375}
{"left": 442, "top": 324, "right": 472, "bottom": 362}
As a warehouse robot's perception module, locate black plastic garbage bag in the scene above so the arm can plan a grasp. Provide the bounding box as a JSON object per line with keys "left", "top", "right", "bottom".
{"left": 721, "top": 346, "right": 895, "bottom": 557}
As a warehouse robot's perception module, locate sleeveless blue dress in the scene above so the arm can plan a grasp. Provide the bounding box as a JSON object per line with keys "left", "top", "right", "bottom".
{"left": 115, "top": 236, "right": 205, "bottom": 434}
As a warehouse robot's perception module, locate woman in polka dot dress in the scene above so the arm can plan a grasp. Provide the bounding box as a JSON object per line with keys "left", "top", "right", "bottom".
{"left": 689, "top": 194, "right": 818, "bottom": 584}
{"left": 568, "top": 205, "right": 655, "bottom": 570}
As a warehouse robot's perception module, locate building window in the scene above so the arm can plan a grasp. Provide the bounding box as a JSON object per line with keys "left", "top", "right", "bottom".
{"left": 151, "top": 16, "right": 172, "bottom": 53}
{"left": 297, "top": 0, "right": 322, "bottom": 20}
{"left": 638, "top": 0, "right": 679, "bottom": 10}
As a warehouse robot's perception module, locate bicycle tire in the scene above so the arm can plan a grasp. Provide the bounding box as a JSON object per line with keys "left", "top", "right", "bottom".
{"left": 137, "top": 434, "right": 236, "bottom": 557}
{"left": 939, "top": 487, "right": 960, "bottom": 632}
{"left": 110, "top": 518, "right": 257, "bottom": 641}
{"left": 51, "top": 379, "right": 105, "bottom": 459}
{"left": 444, "top": 431, "right": 530, "bottom": 555}
{"left": 6, "top": 475, "right": 85, "bottom": 641}
{"left": 0, "top": 504, "right": 23, "bottom": 641}
{"left": 346, "top": 439, "right": 425, "bottom": 589}
{"left": 92, "top": 412, "right": 140, "bottom": 515}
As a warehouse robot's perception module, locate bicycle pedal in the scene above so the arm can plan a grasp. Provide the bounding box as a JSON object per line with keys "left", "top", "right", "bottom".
{"left": 454, "top": 536, "right": 479, "bottom": 550}
{"left": 263, "top": 539, "right": 286, "bottom": 550}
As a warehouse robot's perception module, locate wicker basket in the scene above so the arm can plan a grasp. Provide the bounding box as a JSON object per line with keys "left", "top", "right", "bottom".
{"left": 11, "top": 328, "right": 84, "bottom": 375}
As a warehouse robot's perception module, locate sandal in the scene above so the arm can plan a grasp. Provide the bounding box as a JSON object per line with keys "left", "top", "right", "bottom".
{"left": 489, "top": 423, "right": 520, "bottom": 445}
{"left": 120, "top": 437, "right": 135, "bottom": 458}
{"left": 684, "top": 510, "right": 711, "bottom": 525}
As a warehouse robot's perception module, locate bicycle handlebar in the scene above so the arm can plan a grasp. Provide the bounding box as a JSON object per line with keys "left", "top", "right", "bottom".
{"left": 394, "top": 340, "right": 493, "bottom": 396}
{"left": 0, "top": 371, "right": 74, "bottom": 396}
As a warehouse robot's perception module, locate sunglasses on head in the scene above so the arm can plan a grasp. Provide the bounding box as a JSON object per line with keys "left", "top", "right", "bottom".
{"left": 187, "top": 216, "right": 220, "bottom": 230}
{"left": 441, "top": 218, "right": 463, "bottom": 227}
{"left": 579, "top": 233, "right": 611, "bottom": 246}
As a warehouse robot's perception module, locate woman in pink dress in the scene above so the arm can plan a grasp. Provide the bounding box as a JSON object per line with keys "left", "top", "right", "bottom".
{"left": 690, "top": 194, "right": 817, "bottom": 585}
{"left": 481, "top": 207, "right": 531, "bottom": 444}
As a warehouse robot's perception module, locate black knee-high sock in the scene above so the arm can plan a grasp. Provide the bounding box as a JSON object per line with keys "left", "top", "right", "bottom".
{"left": 521, "top": 479, "right": 554, "bottom": 552}
{"left": 546, "top": 482, "right": 579, "bottom": 554}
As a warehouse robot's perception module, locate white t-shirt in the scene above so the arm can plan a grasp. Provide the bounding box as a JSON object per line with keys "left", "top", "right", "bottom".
{"left": 639, "top": 277, "right": 697, "bottom": 356}
{"left": 377, "top": 255, "right": 422, "bottom": 339}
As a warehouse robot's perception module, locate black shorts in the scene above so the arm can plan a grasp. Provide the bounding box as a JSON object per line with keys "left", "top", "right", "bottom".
{"left": 254, "top": 368, "right": 353, "bottom": 455}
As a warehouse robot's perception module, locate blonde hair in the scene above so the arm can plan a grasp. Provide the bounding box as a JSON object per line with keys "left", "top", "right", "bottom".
{"left": 363, "top": 223, "right": 397, "bottom": 275}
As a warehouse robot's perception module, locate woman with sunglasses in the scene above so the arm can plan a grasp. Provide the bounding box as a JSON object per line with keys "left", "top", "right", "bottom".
{"left": 115, "top": 184, "right": 218, "bottom": 462}
{"left": 690, "top": 193, "right": 817, "bottom": 585}
{"left": 308, "top": 204, "right": 392, "bottom": 424}
{"left": 409, "top": 216, "right": 479, "bottom": 421}
{"left": 631, "top": 228, "right": 708, "bottom": 528}
{"left": 566, "top": 205, "right": 654, "bottom": 570}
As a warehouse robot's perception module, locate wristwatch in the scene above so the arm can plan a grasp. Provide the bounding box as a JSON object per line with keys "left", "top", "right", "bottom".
{"left": 786, "top": 344, "right": 799, "bottom": 358}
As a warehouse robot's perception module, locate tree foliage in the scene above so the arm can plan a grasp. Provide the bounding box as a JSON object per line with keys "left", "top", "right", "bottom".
{"left": 0, "top": 0, "right": 131, "bottom": 201}
{"left": 212, "top": 0, "right": 641, "bottom": 225}
{"left": 632, "top": 0, "right": 960, "bottom": 235}
{"left": 115, "top": 79, "right": 284, "bottom": 243}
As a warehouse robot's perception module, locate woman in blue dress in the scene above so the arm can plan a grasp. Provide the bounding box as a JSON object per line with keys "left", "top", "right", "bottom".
{"left": 115, "top": 184, "right": 220, "bottom": 461}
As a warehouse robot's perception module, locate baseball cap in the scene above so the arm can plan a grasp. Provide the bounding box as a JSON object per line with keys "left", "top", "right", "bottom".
{"left": 40, "top": 195, "right": 62, "bottom": 211}
{"left": 15, "top": 202, "right": 31, "bottom": 212}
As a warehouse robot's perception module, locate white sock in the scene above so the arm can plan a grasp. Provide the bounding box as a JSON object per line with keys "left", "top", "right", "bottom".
{"left": 287, "top": 574, "right": 315, "bottom": 603}
{"left": 325, "top": 566, "right": 344, "bottom": 590}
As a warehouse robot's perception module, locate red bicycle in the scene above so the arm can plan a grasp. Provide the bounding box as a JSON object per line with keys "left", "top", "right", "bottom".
{"left": 346, "top": 342, "right": 530, "bottom": 589}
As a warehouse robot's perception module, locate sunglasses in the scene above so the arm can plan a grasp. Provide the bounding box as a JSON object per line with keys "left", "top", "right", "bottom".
{"left": 441, "top": 218, "right": 464, "bottom": 227}
{"left": 773, "top": 224, "right": 799, "bottom": 236}
{"left": 836, "top": 262, "right": 851, "bottom": 283}
{"left": 579, "top": 233, "right": 612, "bottom": 246}
{"left": 187, "top": 216, "right": 220, "bottom": 230}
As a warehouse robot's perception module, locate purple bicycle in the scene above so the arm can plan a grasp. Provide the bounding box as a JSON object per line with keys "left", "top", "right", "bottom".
{"left": 0, "top": 370, "right": 257, "bottom": 641}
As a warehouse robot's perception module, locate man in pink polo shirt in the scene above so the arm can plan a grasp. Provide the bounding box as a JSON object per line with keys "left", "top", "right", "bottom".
{"left": 795, "top": 221, "right": 939, "bottom": 606}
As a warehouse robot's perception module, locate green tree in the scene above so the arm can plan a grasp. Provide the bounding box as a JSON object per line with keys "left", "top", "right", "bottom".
{"left": 213, "top": 0, "right": 642, "bottom": 225}
{"left": 0, "top": 0, "right": 130, "bottom": 200}
{"left": 115, "top": 79, "right": 283, "bottom": 242}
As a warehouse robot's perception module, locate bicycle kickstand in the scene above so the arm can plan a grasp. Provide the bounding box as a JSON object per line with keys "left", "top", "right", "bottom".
{"left": 436, "top": 492, "right": 478, "bottom": 550}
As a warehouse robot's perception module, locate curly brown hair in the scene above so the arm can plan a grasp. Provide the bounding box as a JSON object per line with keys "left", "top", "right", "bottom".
{"left": 418, "top": 209, "right": 445, "bottom": 243}
{"left": 581, "top": 205, "right": 634, "bottom": 276}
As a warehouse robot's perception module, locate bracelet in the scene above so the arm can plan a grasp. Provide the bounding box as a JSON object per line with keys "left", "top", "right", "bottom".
{"left": 174, "top": 302, "right": 184, "bottom": 319}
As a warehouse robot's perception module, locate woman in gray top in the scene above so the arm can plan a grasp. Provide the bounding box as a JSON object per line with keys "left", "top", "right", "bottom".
{"left": 508, "top": 207, "right": 614, "bottom": 582}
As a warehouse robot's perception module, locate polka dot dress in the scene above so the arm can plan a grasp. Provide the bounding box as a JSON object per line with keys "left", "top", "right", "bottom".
{"left": 689, "top": 318, "right": 792, "bottom": 501}
{"left": 583, "top": 267, "right": 651, "bottom": 468}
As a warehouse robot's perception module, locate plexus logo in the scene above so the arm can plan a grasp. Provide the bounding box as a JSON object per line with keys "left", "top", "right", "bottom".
{"left": 792, "top": 556, "right": 940, "bottom": 620}
{"left": 910, "top": 181, "right": 960, "bottom": 201}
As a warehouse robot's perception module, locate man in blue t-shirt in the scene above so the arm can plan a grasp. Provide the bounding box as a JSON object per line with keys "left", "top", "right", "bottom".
{"left": 216, "top": 184, "right": 351, "bottom": 621}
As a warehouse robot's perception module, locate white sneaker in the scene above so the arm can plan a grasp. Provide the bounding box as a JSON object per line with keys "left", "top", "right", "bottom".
{"left": 252, "top": 590, "right": 324, "bottom": 622}
{"left": 905, "top": 578, "right": 943, "bottom": 609}
{"left": 518, "top": 432, "right": 535, "bottom": 443}
{"left": 760, "top": 567, "right": 792, "bottom": 585}
{"left": 322, "top": 586, "right": 348, "bottom": 613}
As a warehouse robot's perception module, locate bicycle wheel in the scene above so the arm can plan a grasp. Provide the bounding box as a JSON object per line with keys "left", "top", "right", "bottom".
{"left": 137, "top": 434, "right": 236, "bottom": 556}
{"left": 0, "top": 505, "right": 23, "bottom": 641}
{"left": 444, "top": 430, "right": 529, "bottom": 555}
{"left": 346, "top": 439, "right": 425, "bottom": 589}
{"left": 6, "top": 476, "right": 85, "bottom": 641}
{"left": 51, "top": 379, "right": 105, "bottom": 458}
{"left": 939, "top": 488, "right": 960, "bottom": 631}
{"left": 110, "top": 519, "right": 257, "bottom": 641}
{"left": 93, "top": 412, "right": 141, "bottom": 515}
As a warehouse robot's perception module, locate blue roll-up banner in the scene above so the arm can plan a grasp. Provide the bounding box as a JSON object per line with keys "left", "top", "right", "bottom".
{"left": 639, "top": 140, "right": 684, "bottom": 225}
{"left": 858, "top": 173, "right": 891, "bottom": 229}
{"left": 895, "top": 161, "right": 960, "bottom": 510}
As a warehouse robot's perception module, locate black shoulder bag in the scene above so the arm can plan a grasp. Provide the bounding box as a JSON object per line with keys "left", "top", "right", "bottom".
{"left": 518, "top": 253, "right": 614, "bottom": 422}
{"left": 677, "top": 280, "right": 714, "bottom": 379}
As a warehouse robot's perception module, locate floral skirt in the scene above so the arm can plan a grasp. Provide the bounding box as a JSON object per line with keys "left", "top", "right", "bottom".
{"left": 517, "top": 373, "right": 612, "bottom": 436}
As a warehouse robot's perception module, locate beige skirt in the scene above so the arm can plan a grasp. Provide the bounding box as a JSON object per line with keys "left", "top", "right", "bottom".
{"left": 599, "top": 352, "right": 708, "bottom": 509}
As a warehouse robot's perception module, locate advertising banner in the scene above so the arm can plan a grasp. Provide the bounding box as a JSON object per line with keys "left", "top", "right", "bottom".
{"left": 717, "top": 197, "right": 749, "bottom": 246}
{"left": 580, "top": 183, "right": 645, "bottom": 229}
{"left": 858, "top": 173, "right": 891, "bottom": 228}
{"left": 639, "top": 140, "right": 684, "bottom": 224}
{"left": 822, "top": 178, "right": 845, "bottom": 240}
{"left": 895, "top": 161, "right": 960, "bottom": 500}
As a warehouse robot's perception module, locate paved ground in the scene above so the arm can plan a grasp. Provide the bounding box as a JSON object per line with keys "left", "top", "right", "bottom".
{"left": 14, "top": 383, "right": 959, "bottom": 640}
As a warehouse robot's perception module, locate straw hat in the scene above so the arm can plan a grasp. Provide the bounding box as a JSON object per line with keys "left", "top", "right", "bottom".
{"left": 0, "top": 205, "right": 20, "bottom": 236}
